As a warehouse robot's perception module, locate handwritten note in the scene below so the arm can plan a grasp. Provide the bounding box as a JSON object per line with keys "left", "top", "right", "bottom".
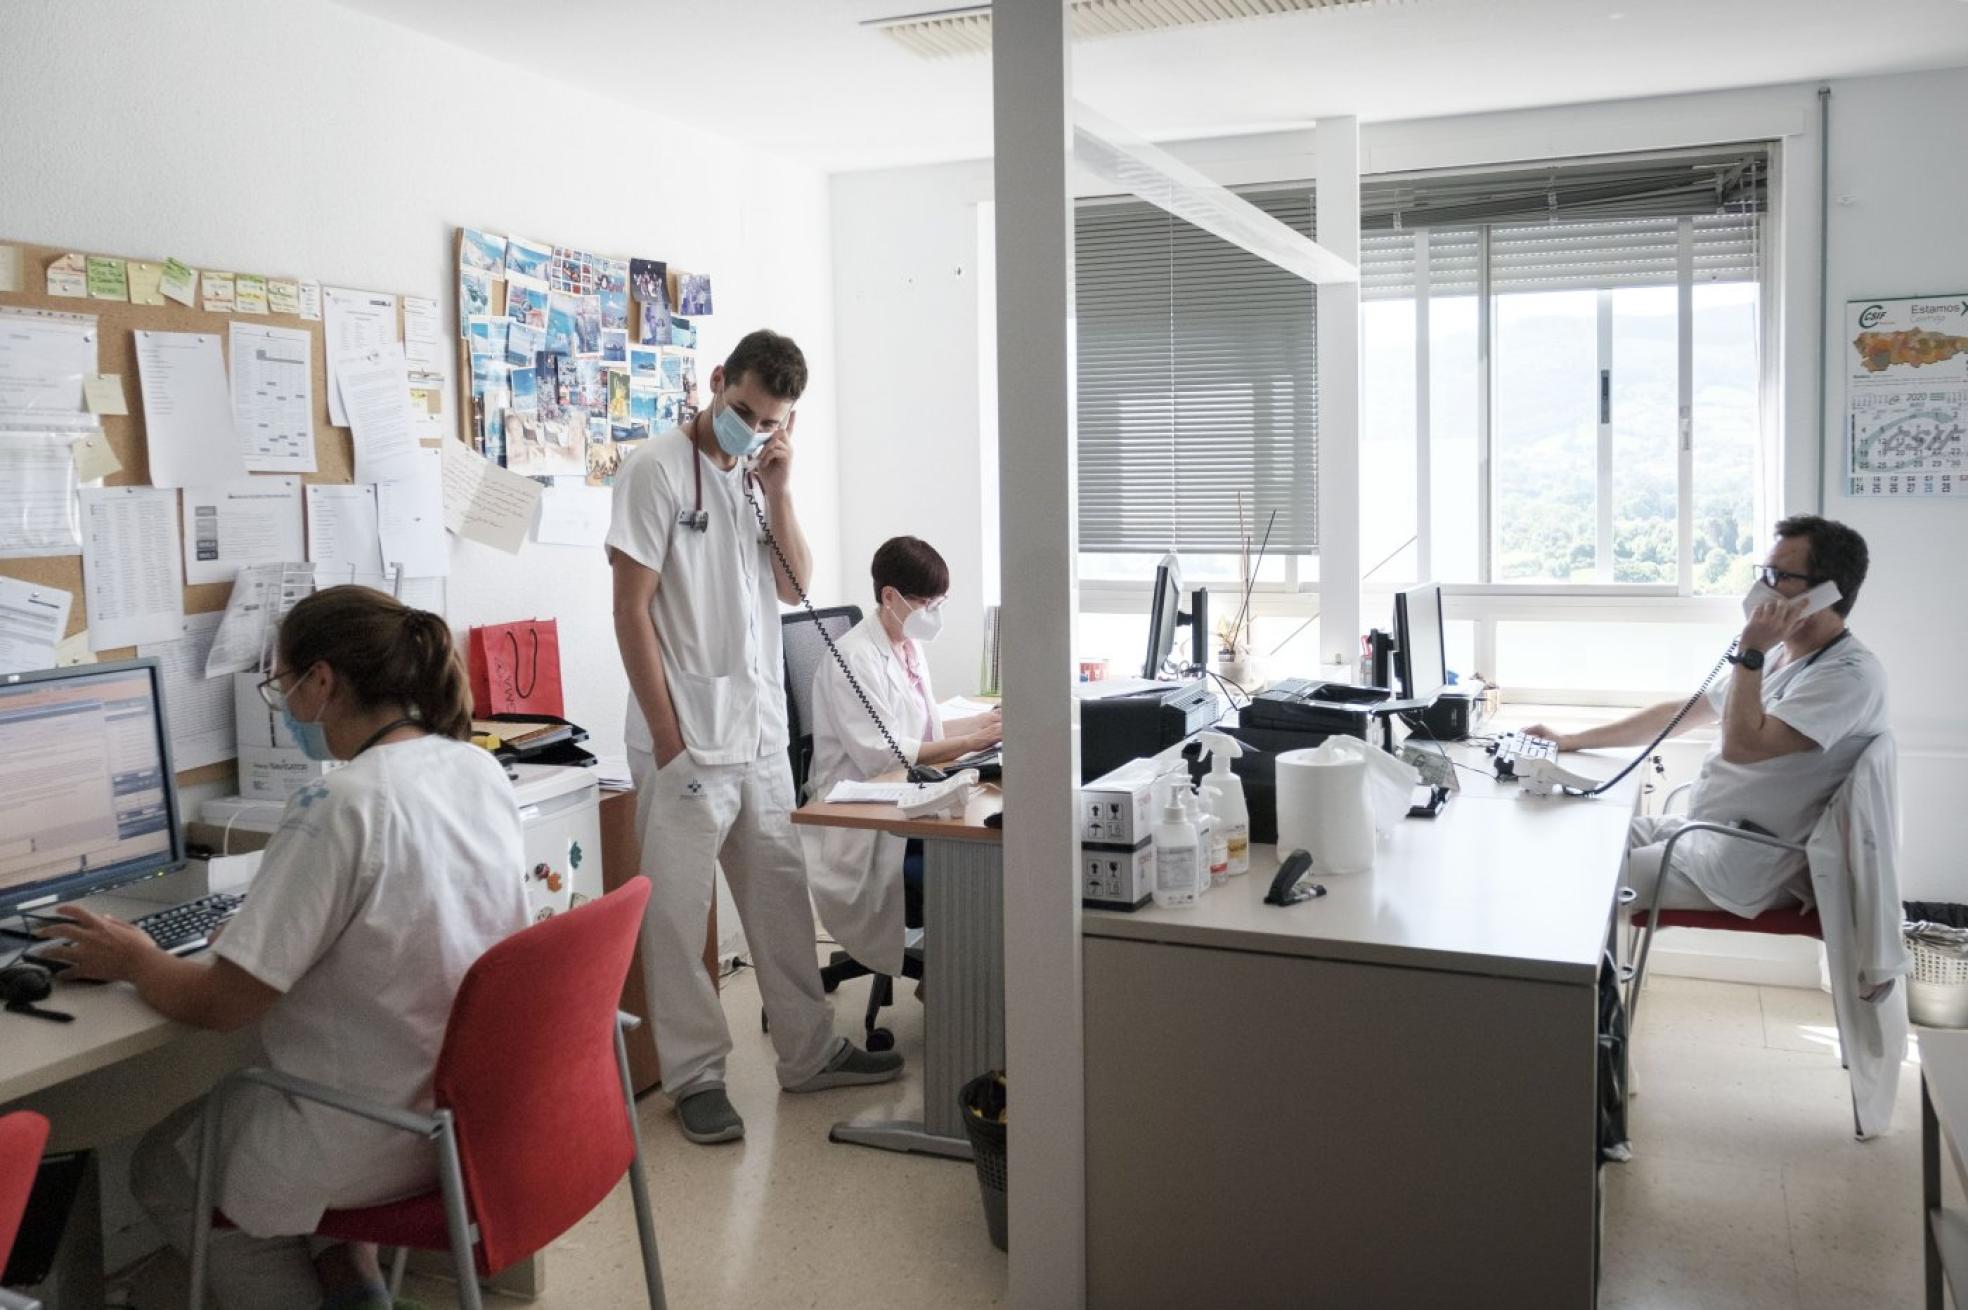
{"left": 86, "top": 256, "right": 127, "bottom": 301}
{"left": 127, "top": 260, "right": 166, "bottom": 306}
{"left": 235, "top": 273, "right": 269, "bottom": 314}
{"left": 201, "top": 271, "right": 236, "bottom": 313}
{"left": 267, "top": 279, "right": 301, "bottom": 315}
{"left": 160, "top": 257, "right": 199, "bottom": 306}
{"left": 441, "top": 437, "right": 541, "bottom": 554}
{"left": 46, "top": 253, "right": 87, "bottom": 297}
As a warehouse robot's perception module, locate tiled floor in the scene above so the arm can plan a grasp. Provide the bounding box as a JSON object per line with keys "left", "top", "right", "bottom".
{"left": 123, "top": 973, "right": 1930, "bottom": 1308}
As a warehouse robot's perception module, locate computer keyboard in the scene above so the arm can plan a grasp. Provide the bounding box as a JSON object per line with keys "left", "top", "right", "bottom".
{"left": 1487, "top": 731, "right": 1558, "bottom": 779}
{"left": 133, "top": 892, "right": 245, "bottom": 956}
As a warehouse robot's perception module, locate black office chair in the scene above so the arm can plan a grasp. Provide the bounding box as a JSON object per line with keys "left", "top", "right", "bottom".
{"left": 770, "top": 607, "right": 925, "bottom": 1052}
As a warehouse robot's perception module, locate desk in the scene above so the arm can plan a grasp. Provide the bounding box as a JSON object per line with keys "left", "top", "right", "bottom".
{"left": 1080, "top": 744, "right": 1641, "bottom": 1307}
{"left": 794, "top": 781, "right": 1005, "bottom": 1160}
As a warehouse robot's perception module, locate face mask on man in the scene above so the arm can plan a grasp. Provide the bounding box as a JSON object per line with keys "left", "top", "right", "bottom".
{"left": 712, "top": 396, "right": 768, "bottom": 458}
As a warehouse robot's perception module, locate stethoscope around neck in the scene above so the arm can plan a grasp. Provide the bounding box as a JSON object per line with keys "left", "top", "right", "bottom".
{"left": 680, "top": 422, "right": 765, "bottom": 539}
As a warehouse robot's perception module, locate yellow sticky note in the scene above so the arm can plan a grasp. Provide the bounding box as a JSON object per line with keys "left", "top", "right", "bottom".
{"left": 235, "top": 273, "right": 268, "bottom": 314}
{"left": 267, "top": 278, "right": 301, "bottom": 315}
{"left": 202, "top": 271, "right": 236, "bottom": 313}
{"left": 73, "top": 429, "right": 121, "bottom": 482}
{"left": 86, "top": 256, "right": 128, "bottom": 301}
{"left": 55, "top": 631, "right": 97, "bottom": 667}
{"left": 161, "top": 257, "right": 198, "bottom": 306}
{"left": 47, "top": 252, "right": 87, "bottom": 297}
{"left": 127, "top": 260, "right": 166, "bottom": 306}
{"left": 0, "top": 244, "right": 19, "bottom": 293}
{"left": 83, "top": 374, "right": 129, "bottom": 416}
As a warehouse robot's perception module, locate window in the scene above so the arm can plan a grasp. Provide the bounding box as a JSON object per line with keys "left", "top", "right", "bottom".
{"left": 1074, "top": 188, "right": 1318, "bottom": 559}
{"left": 1361, "top": 147, "right": 1770, "bottom": 598}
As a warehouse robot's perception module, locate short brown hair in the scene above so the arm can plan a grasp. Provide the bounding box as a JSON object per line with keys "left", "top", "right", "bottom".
{"left": 871, "top": 536, "right": 950, "bottom": 603}
{"left": 1774, "top": 514, "right": 1869, "bottom": 617}
{"left": 277, "top": 586, "right": 474, "bottom": 740}
{"left": 723, "top": 329, "right": 808, "bottom": 400}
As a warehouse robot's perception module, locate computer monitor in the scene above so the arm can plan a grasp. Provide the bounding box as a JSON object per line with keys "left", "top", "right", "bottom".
{"left": 1392, "top": 582, "right": 1447, "bottom": 702}
{"left": 1142, "top": 553, "right": 1183, "bottom": 679}
{"left": 0, "top": 658, "right": 186, "bottom": 921}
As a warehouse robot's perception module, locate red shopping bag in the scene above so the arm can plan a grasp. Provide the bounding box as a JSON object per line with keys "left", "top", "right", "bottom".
{"left": 468, "top": 619, "right": 565, "bottom": 719}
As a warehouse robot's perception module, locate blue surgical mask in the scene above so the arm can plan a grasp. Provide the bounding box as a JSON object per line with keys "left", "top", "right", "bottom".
{"left": 712, "top": 399, "right": 767, "bottom": 458}
{"left": 281, "top": 703, "right": 336, "bottom": 761}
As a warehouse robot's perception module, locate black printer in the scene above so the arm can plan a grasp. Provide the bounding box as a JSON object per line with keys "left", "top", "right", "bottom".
{"left": 1079, "top": 680, "right": 1222, "bottom": 784}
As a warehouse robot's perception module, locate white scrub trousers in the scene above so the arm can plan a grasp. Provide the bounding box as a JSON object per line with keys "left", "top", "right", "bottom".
{"left": 1624, "top": 814, "right": 1727, "bottom": 913}
{"left": 630, "top": 747, "right": 841, "bottom": 1100}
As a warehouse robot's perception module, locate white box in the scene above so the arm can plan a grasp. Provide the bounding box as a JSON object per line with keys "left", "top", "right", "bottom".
{"left": 1082, "top": 844, "right": 1154, "bottom": 911}
{"left": 1079, "top": 757, "right": 1164, "bottom": 848}
{"left": 234, "top": 672, "right": 297, "bottom": 750}
{"left": 239, "top": 745, "right": 334, "bottom": 800}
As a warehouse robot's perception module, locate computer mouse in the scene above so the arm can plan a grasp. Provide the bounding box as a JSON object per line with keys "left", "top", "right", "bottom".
{"left": 908, "top": 765, "right": 948, "bottom": 785}
{"left": 0, "top": 960, "right": 54, "bottom": 1005}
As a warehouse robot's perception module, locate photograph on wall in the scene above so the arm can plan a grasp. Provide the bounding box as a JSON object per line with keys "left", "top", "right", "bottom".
{"left": 628, "top": 344, "right": 660, "bottom": 384}
{"left": 506, "top": 408, "right": 586, "bottom": 478}
{"left": 510, "top": 364, "right": 539, "bottom": 412}
{"left": 467, "top": 314, "right": 509, "bottom": 361}
{"left": 601, "top": 257, "right": 630, "bottom": 330}
{"left": 574, "top": 294, "right": 603, "bottom": 355}
{"left": 631, "top": 257, "right": 671, "bottom": 346}
{"left": 505, "top": 274, "right": 549, "bottom": 329}
{"left": 668, "top": 315, "right": 698, "bottom": 349}
{"left": 470, "top": 355, "right": 510, "bottom": 398}
{"left": 607, "top": 366, "right": 630, "bottom": 423}
{"left": 587, "top": 435, "right": 642, "bottom": 487}
{"left": 659, "top": 350, "right": 689, "bottom": 392}
{"left": 545, "top": 291, "right": 580, "bottom": 355}
{"left": 600, "top": 328, "right": 628, "bottom": 363}
{"left": 573, "top": 357, "right": 608, "bottom": 411}
{"left": 506, "top": 319, "right": 544, "bottom": 366}
{"left": 460, "top": 228, "right": 507, "bottom": 274}
{"left": 1846, "top": 294, "right": 1968, "bottom": 496}
{"left": 505, "top": 236, "right": 551, "bottom": 281}
{"left": 629, "top": 382, "right": 660, "bottom": 429}
{"left": 460, "top": 269, "right": 493, "bottom": 325}
{"left": 670, "top": 270, "right": 713, "bottom": 317}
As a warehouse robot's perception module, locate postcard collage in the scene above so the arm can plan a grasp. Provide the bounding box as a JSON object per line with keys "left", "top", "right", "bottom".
{"left": 456, "top": 227, "right": 715, "bottom": 489}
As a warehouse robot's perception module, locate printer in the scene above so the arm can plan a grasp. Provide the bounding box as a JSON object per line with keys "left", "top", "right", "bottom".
{"left": 1079, "top": 680, "right": 1222, "bottom": 784}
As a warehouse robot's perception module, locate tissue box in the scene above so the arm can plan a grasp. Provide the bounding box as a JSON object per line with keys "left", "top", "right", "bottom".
{"left": 239, "top": 746, "right": 334, "bottom": 800}
{"left": 235, "top": 673, "right": 297, "bottom": 750}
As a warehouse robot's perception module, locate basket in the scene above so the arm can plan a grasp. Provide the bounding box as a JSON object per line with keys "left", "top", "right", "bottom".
{"left": 959, "top": 1070, "right": 1008, "bottom": 1252}
{"left": 1908, "top": 937, "right": 1968, "bottom": 1029}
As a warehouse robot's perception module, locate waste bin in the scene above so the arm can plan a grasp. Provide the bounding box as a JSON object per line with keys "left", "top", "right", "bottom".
{"left": 1904, "top": 905, "right": 1968, "bottom": 1029}
{"left": 960, "top": 1071, "right": 1008, "bottom": 1252}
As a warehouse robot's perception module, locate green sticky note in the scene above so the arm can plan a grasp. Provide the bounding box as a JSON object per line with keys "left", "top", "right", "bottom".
{"left": 86, "top": 255, "right": 128, "bottom": 301}
{"left": 160, "top": 257, "right": 198, "bottom": 306}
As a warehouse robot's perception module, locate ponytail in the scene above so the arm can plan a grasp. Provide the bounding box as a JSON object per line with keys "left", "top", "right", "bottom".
{"left": 278, "top": 586, "right": 475, "bottom": 741}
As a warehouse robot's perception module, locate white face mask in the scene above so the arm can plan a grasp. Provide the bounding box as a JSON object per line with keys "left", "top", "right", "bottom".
{"left": 886, "top": 595, "right": 945, "bottom": 643}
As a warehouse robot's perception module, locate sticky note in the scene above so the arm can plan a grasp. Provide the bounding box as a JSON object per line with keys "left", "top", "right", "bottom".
{"left": 235, "top": 273, "right": 268, "bottom": 314}
{"left": 127, "top": 260, "right": 166, "bottom": 306}
{"left": 47, "top": 252, "right": 87, "bottom": 297}
{"left": 86, "top": 256, "right": 128, "bottom": 301}
{"left": 83, "top": 374, "right": 129, "bottom": 416}
{"left": 54, "top": 630, "right": 97, "bottom": 667}
{"left": 267, "top": 278, "right": 301, "bottom": 315}
{"left": 160, "top": 257, "right": 199, "bottom": 306}
{"left": 73, "top": 428, "right": 122, "bottom": 481}
{"left": 202, "top": 271, "right": 236, "bottom": 313}
{"left": 298, "top": 279, "right": 322, "bottom": 320}
{"left": 0, "top": 244, "right": 19, "bottom": 292}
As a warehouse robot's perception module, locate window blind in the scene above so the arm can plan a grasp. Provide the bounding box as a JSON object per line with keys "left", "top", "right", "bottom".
{"left": 1362, "top": 213, "right": 1762, "bottom": 300}
{"left": 1075, "top": 188, "right": 1319, "bottom": 555}
{"left": 1360, "top": 146, "right": 1767, "bottom": 230}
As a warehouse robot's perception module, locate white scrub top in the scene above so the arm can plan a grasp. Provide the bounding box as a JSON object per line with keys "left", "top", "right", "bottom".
{"left": 604, "top": 427, "right": 789, "bottom": 766}
{"left": 209, "top": 734, "right": 529, "bottom": 1236}
{"left": 1685, "top": 630, "right": 1890, "bottom": 916}
{"left": 804, "top": 614, "right": 943, "bottom": 975}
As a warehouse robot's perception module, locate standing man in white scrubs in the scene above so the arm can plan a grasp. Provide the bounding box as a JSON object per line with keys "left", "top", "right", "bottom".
{"left": 806, "top": 537, "right": 1004, "bottom": 977}
{"left": 607, "top": 329, "right": 901, "bottom": 1144}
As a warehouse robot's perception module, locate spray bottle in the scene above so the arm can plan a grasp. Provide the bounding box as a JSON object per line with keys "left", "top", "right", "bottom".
{"left": 1199, "top": 731, "right": 1251, "bottom": 876}
{"left": 1151, "top": 778, "right": 1200, "bottom": 909}
{"left": 1182, "top": 784, "right": 1220, "bottom": 892}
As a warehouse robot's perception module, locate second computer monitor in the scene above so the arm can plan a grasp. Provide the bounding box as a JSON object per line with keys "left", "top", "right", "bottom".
{"left": 1142, "top": 553, "right": 1183, "bottom": 680}
{"left": 1393, "top": 582, "right": 1447, "bottom": 702}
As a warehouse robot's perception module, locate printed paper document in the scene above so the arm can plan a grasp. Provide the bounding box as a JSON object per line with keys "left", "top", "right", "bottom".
{"left": 440, "top": 437, "right": 541, "bottom": 554}
{"left": 306, "top": 483, "right": 384, "bottom": 576}
{"left": 322, "top": 287, "right": 397, "bottom": 427}
{"left": 0, "top": 432, "right": 82, "bottom": 557}
{"left": 79, "top": 486, "right": 185, "bottom": 650}
{"left": 139, "top": 612, "right": 234, "bottom": 771}
{"left": 0, "top": 578, "right": 72, "bottom": 675}
{"left": 182, "top": 477, "right": 305, "bottom": 586}
{"left": 337, "top": 341, "right": 420, "bottom": 485}
{"left": 0, "top": 308, "right": 97, "bottom": 412}
{"left": 134, "top": 331, "right": 248, "bottom": 487}
{"left": 230, "top": 322, "right": 315, "bottom": 473}
{"left": 377, "top": 447, "right": 448, "bottom": 577}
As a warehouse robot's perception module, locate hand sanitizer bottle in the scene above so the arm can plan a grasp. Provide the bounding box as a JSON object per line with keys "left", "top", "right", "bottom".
{"left": 1151, "top": 780, "right": 1200, "bottom": 909}
{"left": 1199, "top": 731, "right": 1251, "bottom": 876}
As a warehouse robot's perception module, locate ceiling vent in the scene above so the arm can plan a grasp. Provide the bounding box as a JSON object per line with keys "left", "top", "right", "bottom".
{"left": 866, "top": 0, "right": 1406, "bottom": 58}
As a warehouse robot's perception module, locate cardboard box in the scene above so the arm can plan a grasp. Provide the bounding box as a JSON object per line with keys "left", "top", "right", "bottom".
{"left": 239, "top": 745, "right": 333, "bottom": 800}
{"left": 1082, "top": 844, "right": 1154, "bottom": 911}
{"left": 1078, "top": 757, "right": 1164, "bottom": 849}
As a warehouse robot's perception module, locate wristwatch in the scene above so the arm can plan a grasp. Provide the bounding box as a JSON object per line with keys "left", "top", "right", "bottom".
{"left": 1727, "top": 647, "right": 1766, "bottom": 672}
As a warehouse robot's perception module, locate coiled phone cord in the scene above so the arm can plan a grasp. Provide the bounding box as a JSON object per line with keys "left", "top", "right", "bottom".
{"left": 744, "top": 478, "right": 938, "bottom": 785}
{"left": 1573, "top": 640, "right": 1737, "bottom": 797}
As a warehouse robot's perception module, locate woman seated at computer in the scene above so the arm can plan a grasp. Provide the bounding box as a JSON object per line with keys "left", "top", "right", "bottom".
{"left": 38, "top": 586, "right": 529, "bottom": 1310}
{"left": 805, "top": 536, "right": 1002, "bottom": 977}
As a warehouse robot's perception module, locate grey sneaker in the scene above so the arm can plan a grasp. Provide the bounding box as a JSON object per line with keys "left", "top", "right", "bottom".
{"left": 676, "top": 1088, "right": 745, "bottom": 1143}
{"left": 784, "top": 1040, "right": 905, "bottom": 1093}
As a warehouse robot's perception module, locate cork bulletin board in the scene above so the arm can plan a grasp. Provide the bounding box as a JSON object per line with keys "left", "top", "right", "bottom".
{"left": 0, "top": 238, "right": 414, "bottom": 789}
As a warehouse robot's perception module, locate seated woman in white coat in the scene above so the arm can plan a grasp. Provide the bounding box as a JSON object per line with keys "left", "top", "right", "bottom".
{"left": 806, "top": 537, "right": 1003, "bottom": 976}
{"left": 38, "top": 586, "right": 530, "bottom": 1310}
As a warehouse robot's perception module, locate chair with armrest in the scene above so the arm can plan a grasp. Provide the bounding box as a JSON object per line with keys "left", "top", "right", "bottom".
{"left": 1622, "top": 735, "right": 1906, "bottom": 1137}
{"left": 189, "top": 881, "right": 665, "bottom": 1310}
{"left": 776, "top": 607, "right": 924, "bottom": 1051}
{"left": 0, "top": 1111, "right": 49, "bottom": 1310}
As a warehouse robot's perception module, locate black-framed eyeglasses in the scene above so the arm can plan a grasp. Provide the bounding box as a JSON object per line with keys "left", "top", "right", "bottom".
{"left": 1752, "top": 565, "right": 1823, "bottom": 589}
{"left": 255, "top": 671, "right": 289, "bottom": 711}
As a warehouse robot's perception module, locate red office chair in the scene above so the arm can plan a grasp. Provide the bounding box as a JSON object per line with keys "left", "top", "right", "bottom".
{"left": 0, "top": 1111, "right": 50, "bottom": 1310}
{"left": 189, "top": 881, "right": 664, "bottom": 1310}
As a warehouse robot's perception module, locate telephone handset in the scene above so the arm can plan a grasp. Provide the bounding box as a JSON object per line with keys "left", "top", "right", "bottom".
{"left": 741, "top": 474, "right": 947, "bottom": 787}
{"left": 1742, "top": 578, "right": 1840, "bottom": 622}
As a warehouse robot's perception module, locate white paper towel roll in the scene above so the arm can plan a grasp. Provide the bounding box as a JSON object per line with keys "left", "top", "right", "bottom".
{"left": 1275, "top": 746, "right": 1376, "bottom": 874}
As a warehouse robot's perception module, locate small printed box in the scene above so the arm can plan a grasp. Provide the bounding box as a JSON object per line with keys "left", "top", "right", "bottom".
{"left": 1081, "top": 844, "right": 1154, "bottom": 912}
{"left": 239, "top": 745, "right": 334, "bottom": 800}
{"left": 1078, "top": 761, "right": 1161, "bottom": 849}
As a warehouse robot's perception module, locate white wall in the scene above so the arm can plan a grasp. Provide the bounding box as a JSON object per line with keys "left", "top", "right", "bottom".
{"left": 1, "top": 0, "right": 840, "bottom": 769}
{"left": 831, "top": 68, "right": 1968, "bottom": 912}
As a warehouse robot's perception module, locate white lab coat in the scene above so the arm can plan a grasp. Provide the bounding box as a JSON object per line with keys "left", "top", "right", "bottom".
{"left": 804, "top": 614, "right": 942, "bottom": 976}
{"left": 1806, "top": 732, "right": 1909, "bottom": 1140}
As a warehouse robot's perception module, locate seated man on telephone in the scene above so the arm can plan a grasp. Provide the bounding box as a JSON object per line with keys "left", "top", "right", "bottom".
{"left": 804, "top": 536, "right": 1003, "bottom": 978}
{"left": 1528, "top": 515, "right": 1888, "bottom": 919}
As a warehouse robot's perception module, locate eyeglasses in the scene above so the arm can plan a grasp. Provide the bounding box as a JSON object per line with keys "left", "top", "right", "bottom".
{"left": 1752, "top": 565, "right": 1823, "bottom": 589}
{"left": 255, "top": 671, "right": 290, "bottom": 711}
